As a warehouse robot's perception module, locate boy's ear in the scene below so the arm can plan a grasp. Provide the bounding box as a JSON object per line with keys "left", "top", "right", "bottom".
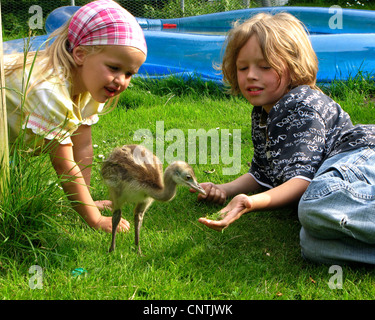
{"left": 72, "top": 46, "right": 86, "bottom": 66}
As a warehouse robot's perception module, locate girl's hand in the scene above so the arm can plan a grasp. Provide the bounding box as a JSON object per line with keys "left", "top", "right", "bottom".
{"left": 94, "top": 215, "right": 130, "bottom": 233}
{"left": 198, "top": 194, "right": 252, "bottom": 232}
{"left": 190, "top": 182, "right": 227, "bottom": 205}
{"left": 95, "top": 200, "right": 112, "bottom": 211}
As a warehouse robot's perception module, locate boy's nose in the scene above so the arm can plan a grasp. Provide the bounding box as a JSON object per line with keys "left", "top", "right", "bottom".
{"left": 247, "top": 67, "right": 258, "bottom": 80}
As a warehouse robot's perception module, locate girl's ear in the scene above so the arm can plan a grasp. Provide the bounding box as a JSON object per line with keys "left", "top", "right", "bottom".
{"left": 72, "top": 47, "right": 86, "bottom": 66}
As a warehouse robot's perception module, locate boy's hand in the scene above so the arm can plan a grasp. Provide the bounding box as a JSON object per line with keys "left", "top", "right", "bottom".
{"left": 190, "top": 182, "right": 227, "bottom": 205}
{"left": 198, "top": 194, "right": 252, "bottom": 232}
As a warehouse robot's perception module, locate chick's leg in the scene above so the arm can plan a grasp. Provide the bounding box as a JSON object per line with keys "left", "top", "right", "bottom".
{"left": 134, "top": 199, "right": 153, "bottom": 255}
{"left": 109, "top": 209, "right": 122, "bottom": 252}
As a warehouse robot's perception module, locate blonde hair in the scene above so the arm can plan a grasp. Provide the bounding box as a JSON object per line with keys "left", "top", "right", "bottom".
{"left": 5, "top": 20, "right": 118, "bottom": 112}
{"left": 221, "top": 12, "right": 320, "bottom": 95}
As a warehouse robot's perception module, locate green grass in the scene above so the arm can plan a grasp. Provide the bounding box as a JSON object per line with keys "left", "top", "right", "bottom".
{"left": 1, "top": 75, "right": 375, "bottom": 301}
{"left": 2, "top": 0, "right": 375, "bottom": 306}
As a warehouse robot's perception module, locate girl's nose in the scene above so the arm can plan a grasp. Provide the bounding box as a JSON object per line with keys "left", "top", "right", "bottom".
{"left": 114, "top": 73, "right": 131, "bottom": 89}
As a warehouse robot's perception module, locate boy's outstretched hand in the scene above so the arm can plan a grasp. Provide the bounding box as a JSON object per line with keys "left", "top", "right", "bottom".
{"left": 198, "top": 194, "right": 252, "bottom": 232}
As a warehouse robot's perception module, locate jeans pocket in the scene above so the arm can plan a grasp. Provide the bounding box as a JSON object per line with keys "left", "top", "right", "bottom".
{"left": 303, "top": 164, "right": 375, "bottom": 201}
{"left": 302, "top": 169, "right": 345, "bottom": 200}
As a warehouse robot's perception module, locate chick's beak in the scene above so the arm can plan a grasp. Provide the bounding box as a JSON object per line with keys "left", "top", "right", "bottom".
{"left": 188, "top": 181, "right": 206, "bottom": 195}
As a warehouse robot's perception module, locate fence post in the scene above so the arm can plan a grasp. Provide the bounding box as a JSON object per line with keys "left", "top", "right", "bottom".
{"left": 180, "top": 0, "right": 184, "bottom": 15}
{"left": 0, "top": 3, "right": 10, "bottom": 200}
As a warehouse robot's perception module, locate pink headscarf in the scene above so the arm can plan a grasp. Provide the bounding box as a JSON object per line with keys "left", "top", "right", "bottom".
{"left": 68, "top": 0, "right": 147, "bottom": 56}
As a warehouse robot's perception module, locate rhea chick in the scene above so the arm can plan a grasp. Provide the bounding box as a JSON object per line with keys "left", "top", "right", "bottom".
{"left": 101, "top": 144, "right": 206, "bottom": 254}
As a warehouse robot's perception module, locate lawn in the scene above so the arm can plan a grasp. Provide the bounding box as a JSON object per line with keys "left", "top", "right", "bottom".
{"left": 1, "top": 75, "right": 375, "bottom": 304}
{"left": 1, "top": 0, "right": 375, "bottom": 306}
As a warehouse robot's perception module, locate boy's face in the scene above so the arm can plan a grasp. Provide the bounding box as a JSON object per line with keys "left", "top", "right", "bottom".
{"left": 236, "top": 35, "right": 291, "bottom": 113}
{"left": 72, "top": 45, "right": 146, "bottom": 103}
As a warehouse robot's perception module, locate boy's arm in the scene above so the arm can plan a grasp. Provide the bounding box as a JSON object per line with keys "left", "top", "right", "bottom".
{"left": 199, "top": 177, "right": 310, "bottom": 232}
{"left": 247, "top": 177, "right": 310, "bottom": 211}
{"left": 220, "top": 173, "right": 262, "bottom": 197}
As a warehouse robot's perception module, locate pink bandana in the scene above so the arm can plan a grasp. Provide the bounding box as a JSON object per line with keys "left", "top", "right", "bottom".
{"left": 68, "top": 0, "right": 147, "bottom": 55}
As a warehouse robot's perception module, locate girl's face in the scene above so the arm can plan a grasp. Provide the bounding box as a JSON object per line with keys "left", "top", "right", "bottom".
{"left": 72, "top": 45, "right": 146, "bottom": 103}
{"left": 236, "top": 35, "right": 291, "bottom": 113}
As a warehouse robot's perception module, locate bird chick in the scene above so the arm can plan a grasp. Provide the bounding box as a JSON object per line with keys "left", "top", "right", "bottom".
{"left": 101, "top": 144, "right": 206, "bottom": 254}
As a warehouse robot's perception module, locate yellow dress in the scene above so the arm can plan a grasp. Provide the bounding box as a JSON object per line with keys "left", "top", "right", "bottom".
{"left": 5, "top": 53, "right": 104, "bottom": 150}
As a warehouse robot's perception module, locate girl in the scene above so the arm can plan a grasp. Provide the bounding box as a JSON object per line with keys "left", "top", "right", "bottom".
{"left": 5, "top": 0, "right": 147, "bottom": 233}
{"left": 195, "top": 13, "right": 375, "bottom": 265}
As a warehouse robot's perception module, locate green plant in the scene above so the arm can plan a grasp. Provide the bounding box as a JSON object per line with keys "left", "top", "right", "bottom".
{"left": 0, "top": 37, "right": 73, "bottom": 267}
{"left": 0, "top": 149, "right": 72, "bottom": 264}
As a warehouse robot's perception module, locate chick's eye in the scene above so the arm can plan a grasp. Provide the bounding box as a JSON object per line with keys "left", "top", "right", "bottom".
{"left": 185, "top": 174, "right": 191, "bottom": 180}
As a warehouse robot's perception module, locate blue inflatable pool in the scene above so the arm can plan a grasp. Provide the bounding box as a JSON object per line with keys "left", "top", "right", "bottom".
{"left": 4, "top": 6, "right": 375, "bottom": 84}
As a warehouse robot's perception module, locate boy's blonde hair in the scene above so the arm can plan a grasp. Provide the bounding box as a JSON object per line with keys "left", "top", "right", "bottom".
{"left": 221, "top": 12, "right": 320, "bottom": 95}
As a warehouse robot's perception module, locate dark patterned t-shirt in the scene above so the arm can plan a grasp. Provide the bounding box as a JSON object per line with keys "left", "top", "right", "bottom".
{"left": 249, "top": 85, "right": 375, "bottom": 188}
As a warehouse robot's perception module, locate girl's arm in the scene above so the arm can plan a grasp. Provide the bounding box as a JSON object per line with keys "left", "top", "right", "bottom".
{"left": 48, "top": 140, "right": 104, "bottom": 228}
{"left": 70, "top": 124, "right": 93, "bottom": 188}
{"left": 70, "top": 125, "right": 112, "bottom": 210}
{"left": 47, "top": 127, "right": 130, "bottom": 233}
{"left": 199, "top": 177, "right": 310, "bottom": 232}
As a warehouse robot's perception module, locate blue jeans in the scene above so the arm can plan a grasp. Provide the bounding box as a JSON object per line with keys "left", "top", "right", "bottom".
{"left": 298, "top": 146, "right": 375, "bottom": 265}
